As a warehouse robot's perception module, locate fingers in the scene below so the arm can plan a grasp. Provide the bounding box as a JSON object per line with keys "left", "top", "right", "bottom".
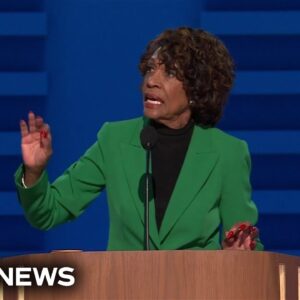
{"left": 20, "top": 112, "right": 52, "bottom": 152}
{"left": 27, "top": 111, "right": 46, "bottom": 132}
{"left": 28, "top": 111, "right": 37, "bottom": 132}
{"left": 20, "top": 112, "right": 46, "bottom": 135}
{"left": 36, "top": 115, "right": 44, "bottom": 130}
{"left": 224, "top": 222, "right": 250, "bottom": 243}
{"left": 223, "top": 222, "right": 259, "bottom": 250}
{"left": 240, "top": 235, "right": 256, "bottom": 250}
{"left": 40, "top": 123, "right": 52, "bottom": 149}
{"left": 20, "top": 120, "right": 29, "bottom": 137}
{"left": 249, "top": 226, "right": 259, "bottom": 240}
{"left": 224, "top": 231, "right": 239, "bottom": 248}
{"left": 238, "top": 229, "right": 249, "bottom": 247}
{"left": 250, "top": 239, "right": 256, "bottom": 250}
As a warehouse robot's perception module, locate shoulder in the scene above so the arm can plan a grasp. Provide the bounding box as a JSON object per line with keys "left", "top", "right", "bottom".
{"left": 95, "top": 116, "right": 144, "bottom": 150}
{"left": 200, "top": 127, "right": 250, "bottom": 161}
{"left": 195, "top": 127, "right": 252, "bottom": 173}
{"left": 209, "top": 127, "right": 247, "bottom": 149}
{"left": 104, "top": 117, "right": 143, "bottom": 130}
{"left": 97, "top": 117, "right": 143, "bottom": 138}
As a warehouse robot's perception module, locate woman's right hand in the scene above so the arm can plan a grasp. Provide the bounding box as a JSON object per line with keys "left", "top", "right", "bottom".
{"left": 20, "top": 111, "right": 53, "bottom": 186}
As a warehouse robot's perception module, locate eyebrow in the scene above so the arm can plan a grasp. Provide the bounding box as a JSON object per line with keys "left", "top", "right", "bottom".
{"left": 146, "top": 59, "right": 156, "bottom": 65}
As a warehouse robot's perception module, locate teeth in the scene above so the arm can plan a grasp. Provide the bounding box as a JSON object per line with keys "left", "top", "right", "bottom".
{"left": 146, "top": 99, "right": 161, "bottom": 104}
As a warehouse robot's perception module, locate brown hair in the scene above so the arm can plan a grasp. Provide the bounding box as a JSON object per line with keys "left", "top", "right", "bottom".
{"left": 139, "top": 27, "right": 235, "bottom": 127}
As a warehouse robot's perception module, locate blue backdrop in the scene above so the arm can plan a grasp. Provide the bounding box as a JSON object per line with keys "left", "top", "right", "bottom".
{"left": 0, "top": 0, "right": 300, "bottom": 256}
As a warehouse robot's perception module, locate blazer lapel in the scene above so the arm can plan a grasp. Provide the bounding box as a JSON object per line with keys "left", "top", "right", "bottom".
{"left": 120, "top": 118, "right": 161, "bottom": 249}
{"left": 159, "top": 126, "right": 219, "bottom": 243}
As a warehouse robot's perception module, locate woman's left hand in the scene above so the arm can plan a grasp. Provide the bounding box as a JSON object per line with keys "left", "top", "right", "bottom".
{"left": 222, "top": 222, "right": 259, "bottom": 250}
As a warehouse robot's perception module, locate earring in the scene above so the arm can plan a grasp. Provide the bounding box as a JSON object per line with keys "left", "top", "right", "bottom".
{"left": 189, "top": 100, "right": 195, "bottom": 105}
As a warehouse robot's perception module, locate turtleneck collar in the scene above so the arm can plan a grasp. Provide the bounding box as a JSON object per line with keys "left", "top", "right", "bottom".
{"left": 150, "top": 118, "right": 194, "bottom": 136}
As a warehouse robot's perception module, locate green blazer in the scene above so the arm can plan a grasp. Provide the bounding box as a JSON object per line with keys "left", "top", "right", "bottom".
{"left": 15, "top": 117, "right": 263, "bottom": 250}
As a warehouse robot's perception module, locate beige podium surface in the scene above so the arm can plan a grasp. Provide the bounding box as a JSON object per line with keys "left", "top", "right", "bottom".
{"left": 0, "top": 250, "right": 299, "bottom": 300}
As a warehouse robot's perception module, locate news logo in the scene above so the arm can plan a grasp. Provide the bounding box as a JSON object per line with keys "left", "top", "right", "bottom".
{"left": 0, "top": 267, "right": 75, "bottom": 287}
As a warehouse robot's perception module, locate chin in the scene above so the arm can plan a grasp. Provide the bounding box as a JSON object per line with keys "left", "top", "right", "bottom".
{"left": 143, "top": 109, "right": 159, "bottom": 120}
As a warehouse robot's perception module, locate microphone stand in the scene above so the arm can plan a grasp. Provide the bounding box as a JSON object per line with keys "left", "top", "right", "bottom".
{"left": 144, "top": 147, "right": 151, "bottom": 250}
{"left": 140, "top": 125, "right": 157, "bottom": 251}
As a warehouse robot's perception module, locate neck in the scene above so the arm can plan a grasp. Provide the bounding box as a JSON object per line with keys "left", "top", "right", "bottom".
{"left": 156, "top": 112, "right": 191, "bottom": 129}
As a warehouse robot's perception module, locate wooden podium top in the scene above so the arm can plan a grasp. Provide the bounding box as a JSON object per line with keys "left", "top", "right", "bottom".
{"left": 1, "top": 250, "right": 299, "bottom": 300}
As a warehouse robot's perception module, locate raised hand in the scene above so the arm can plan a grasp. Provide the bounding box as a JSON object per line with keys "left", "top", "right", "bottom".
{"left": 222, "top": 222, "right": 259, "bottom": 250}
{"left": 20, "top": 111, "right": 53, "bottom": 186}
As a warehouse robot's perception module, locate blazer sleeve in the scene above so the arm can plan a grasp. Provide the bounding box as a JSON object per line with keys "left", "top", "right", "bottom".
{"left": 219, "top": 140, "right": 264, "bottom": 250}
{"left": 14, "top": 123, "right": 109, "bottom": 230}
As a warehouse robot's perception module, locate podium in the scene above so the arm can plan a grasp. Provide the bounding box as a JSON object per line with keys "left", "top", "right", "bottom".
{"left": 0, "top": 251, "right": 299, "bottom": 299}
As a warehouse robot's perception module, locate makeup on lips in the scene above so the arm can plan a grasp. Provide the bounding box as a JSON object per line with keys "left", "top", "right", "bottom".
{"left": 144, "top": 93, "right": 163, "bottom": 109}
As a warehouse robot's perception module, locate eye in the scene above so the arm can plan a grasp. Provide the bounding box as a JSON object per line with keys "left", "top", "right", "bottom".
{"left": 166, "top": 69, "right": 177, "bottom": 78}
{"left": 145, "top": 65, "right": 155, "bottom": 74}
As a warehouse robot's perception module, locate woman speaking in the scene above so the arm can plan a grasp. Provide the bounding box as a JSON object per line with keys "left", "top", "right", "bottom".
{"left": 15, "top": 27, "right": 262, "bottom": 251}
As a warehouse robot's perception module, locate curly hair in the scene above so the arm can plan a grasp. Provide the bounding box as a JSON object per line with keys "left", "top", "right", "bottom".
{"left": 139, "top": 27, "right": 235, "bottom": 127}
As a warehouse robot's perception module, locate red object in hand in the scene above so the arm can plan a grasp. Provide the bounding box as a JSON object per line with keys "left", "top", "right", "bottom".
{"left": 40, "top": 130, "right": 48, "bottom": 139}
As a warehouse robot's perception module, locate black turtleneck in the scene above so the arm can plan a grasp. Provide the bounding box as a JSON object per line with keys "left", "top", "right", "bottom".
{"left": 151, "top": 119, "right": 194, "bottom": 231}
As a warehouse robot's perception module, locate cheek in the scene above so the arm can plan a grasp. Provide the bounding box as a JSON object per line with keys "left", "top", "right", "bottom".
{"left": 170, "top": 82, "right": 188, "bottom": 100}
{"left": 172, "top": 90, "right": 189, "bottom": 108}
{"left": 178, "top": 85, "right": 188, "bottom": 100}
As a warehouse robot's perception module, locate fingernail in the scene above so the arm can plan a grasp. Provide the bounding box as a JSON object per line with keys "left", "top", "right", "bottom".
{"left": 249, "top": 226, "right": 256, "bottom": 233}
{"left": 238, "top": 224, "right": 247, "bottom": 231}
{"left": 40, "top": 130, "right": 48, "bottom": 139}
{"left": 226, "top": 231, "right": 234, "bottom": 239}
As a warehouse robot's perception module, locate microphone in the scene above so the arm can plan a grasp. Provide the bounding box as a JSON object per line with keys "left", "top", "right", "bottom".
{"left": 140, "top": 126, "right": 158, "bottom": 250}
{"left": 140, "top": 125, "right": 158, "bottom": 150}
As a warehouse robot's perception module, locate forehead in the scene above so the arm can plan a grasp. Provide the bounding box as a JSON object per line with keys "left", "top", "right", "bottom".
{"left": 147, "top": 57, "right": 179, "bottom": 73}
{"left": 147, "top": 57, "right": 161, "bottom": 66}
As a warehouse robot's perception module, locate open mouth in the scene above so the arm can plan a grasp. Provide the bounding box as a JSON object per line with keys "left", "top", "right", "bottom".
{"left": 144, "top": 93, "right": 163, "bottom": 105}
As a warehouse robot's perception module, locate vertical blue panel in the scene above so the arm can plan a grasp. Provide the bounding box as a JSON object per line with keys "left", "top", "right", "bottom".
{"left": 0, "top": 1, "right": 47, "bottom": 257}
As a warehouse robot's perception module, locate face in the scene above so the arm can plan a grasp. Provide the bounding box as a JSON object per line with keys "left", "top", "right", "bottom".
{"left": 142, "top": 58, "right": 191, "bottom": 129}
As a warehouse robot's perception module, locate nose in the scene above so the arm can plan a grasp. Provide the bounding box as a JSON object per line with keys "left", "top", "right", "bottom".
{"left": 145, "top": 69, "right": 162, "bottom": 88}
